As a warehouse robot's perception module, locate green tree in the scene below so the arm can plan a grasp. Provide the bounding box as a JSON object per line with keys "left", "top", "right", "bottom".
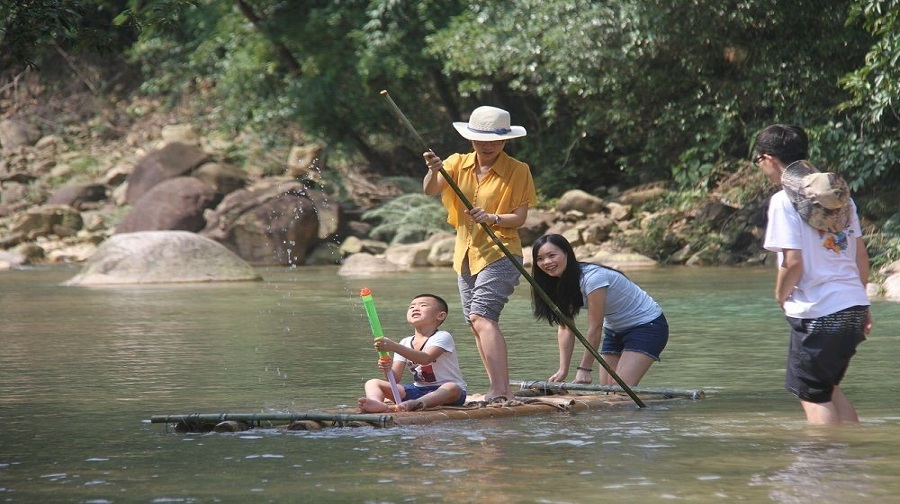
{"left": 427, "top": 0, "right": 872, "bottom": 194}
{"left": 428, "top": 0, "right": 633, "bottom": 195}
{"left": 821, "top": 0, "right": 900, "bottom": 191}
{"left": 122, "top": 0, "right": 471, "bottom": 174}
{"left": 0, "top": 0, "right": 132, "bottom": 72}
{"left": 5, "top": 0, "right": 897, "bottom": 202}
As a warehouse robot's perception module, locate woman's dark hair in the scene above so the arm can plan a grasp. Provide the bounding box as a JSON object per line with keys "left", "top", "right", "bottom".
{"left": 752, "top": 124, "right": 808, "bottom": 164}
{"left": 531, "top": 234, "right": 584, "bottom": 325}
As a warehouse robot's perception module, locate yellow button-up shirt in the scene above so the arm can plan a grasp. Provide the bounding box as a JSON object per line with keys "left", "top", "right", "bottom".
{"left": 440, "top": 151, "right": 537, "bottom": 274}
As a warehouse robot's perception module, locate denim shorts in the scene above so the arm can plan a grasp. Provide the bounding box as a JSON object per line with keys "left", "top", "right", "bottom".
{"left": 457, "top": 256, "right": 522, "bottom": 324}
{"left": 601, "top": 313, "right": 669, "bottom": 361}
{"left": 402, "top": 384, "right": 467, "bottom": 406}
{"left": 784, "top": 306, "right": 868, "bottom": 403}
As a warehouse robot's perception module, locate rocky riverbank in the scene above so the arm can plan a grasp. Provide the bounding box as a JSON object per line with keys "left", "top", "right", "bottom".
{"left": 0, "top": 114, "right": 671, "bottom": 272}
{"left": 1, "top": 91, "right": 897, "bottom": 299}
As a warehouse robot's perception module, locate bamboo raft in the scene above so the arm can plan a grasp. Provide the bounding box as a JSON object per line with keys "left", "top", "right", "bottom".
{"left": 148, "top": 380, "right": 705, "bottom": 433}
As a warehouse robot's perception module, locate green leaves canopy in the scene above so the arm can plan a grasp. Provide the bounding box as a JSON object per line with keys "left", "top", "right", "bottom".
{"left": 3, "top": 0, "right": 897, "bottom": 195}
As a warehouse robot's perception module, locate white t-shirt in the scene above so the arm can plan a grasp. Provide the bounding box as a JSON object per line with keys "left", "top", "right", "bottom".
{"left": 394, "top": 330, "right": 467, "bottom": 391}
{"left": 763, "top": 190, "right": 870, "bottom": 318}
{"left": 580, "top": 263, "right": 662, "bottom": 331}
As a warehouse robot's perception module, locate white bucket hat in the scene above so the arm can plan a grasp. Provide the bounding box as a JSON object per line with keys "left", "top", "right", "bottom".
{"left": 781, "top": 160, "right": 851, "bottom": 233}
{"left": 452, "top": 106, "right": 527, "bottom": 141}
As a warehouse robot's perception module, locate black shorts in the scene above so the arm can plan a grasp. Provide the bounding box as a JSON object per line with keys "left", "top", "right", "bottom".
{"left": 784, "top": 306, "right": 868, "bottom": 404}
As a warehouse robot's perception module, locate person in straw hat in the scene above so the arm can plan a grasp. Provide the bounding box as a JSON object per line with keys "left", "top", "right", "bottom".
{"left": 752, "top": 123, "right": 872, "bottom": 425}
{"left": 423, "top": 106, "right": 537, "bottom": 404}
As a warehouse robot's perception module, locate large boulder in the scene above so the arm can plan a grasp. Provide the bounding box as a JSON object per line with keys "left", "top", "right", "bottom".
{"left": 124, "top": 142, "right": 209, "bottom": 204}
{"left": 116, "top": 177, "right": 221, "bottom": 234}
{"left": 64, "top": 231, "right": 261, "bottom": 285}
{"left": 201, "top": 179, "right": 335, "bottom": 266}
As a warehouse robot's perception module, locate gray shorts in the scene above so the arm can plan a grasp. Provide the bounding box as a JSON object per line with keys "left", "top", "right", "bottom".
{"left": 457, "top": 256, "right": 522, "bottom": 324}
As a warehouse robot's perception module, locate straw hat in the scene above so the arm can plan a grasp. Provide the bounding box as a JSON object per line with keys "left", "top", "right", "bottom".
{"left": 781, "top": 160, "right": 851, "bottom": 233}
{"left": 453, "top": 106, "right": 527, "bottom": 141}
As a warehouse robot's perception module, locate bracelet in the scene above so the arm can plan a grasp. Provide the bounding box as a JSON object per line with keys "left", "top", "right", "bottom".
{"left": 577, "top": 366, "right": 592, "bottom": 372}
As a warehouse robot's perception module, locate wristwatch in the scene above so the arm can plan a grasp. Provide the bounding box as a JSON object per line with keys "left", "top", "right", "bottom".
{"left": 494, "top": 214, "right": 501, "bottom": 225}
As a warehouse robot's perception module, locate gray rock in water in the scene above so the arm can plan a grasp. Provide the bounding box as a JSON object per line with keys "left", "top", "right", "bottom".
{"left": 64, "top": 230, "right": 261, "bottom": 285}
{"left": 337, "top": 252, "right": 404, "bottom": 276}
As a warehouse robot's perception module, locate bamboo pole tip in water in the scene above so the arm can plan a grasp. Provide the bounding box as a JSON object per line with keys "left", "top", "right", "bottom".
{"left": 380, "top": 90, "right": 388, "bottom": 96}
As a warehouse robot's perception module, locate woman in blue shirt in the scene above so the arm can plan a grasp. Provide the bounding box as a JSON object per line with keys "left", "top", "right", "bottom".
{"left": 531, "top": 234, "right": 669, "bottom": 386}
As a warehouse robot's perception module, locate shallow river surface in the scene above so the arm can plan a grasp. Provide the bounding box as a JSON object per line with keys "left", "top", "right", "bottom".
{"left": 1, "top": 265, "right": 899, "bottom": 503}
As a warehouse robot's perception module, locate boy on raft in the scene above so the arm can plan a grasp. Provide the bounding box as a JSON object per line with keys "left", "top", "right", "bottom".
{"left": 358, "top": 294, "right": 467, "bottom": 412}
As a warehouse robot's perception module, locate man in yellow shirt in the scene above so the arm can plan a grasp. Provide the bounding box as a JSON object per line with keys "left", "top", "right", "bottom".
{"left": 423, "top": 106, "right": 537, "bottom": 403}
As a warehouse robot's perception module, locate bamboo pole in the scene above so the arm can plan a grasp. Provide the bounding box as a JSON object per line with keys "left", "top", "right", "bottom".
{"left": 380, "top": 90, "right": 646, "bottom": 408}
{"left": 149, "top": 412, "right": 395, "bottom": 428}
{"left": 513, "top": 380, "right": 705, "bottom": 400}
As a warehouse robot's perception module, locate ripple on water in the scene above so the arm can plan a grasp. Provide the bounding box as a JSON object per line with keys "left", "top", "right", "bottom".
{"left": 545, "top": 439, "right": 596, "bottom": 447}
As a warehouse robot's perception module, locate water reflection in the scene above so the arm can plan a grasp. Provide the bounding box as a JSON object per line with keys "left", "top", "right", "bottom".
{"left": 752, "top": 438, "right": 873, "bottom": 503}
{"left": 2, "top": 266, "right": 900, "bottom": 502}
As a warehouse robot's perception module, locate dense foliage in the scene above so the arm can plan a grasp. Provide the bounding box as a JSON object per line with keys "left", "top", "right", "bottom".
{"left": 2, "top": 0, "right": 897, "bottom": 199}
{"left": 361, "top": 193, "right": 451, "bottom": 245}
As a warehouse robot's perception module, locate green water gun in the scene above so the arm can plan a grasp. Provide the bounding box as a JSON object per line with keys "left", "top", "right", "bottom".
{"left": 360, "top": 287, "right": 402, "bottom": 405}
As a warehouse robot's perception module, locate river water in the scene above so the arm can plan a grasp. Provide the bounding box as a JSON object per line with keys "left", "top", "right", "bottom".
{"left": 1, "top": 264, "right": 899, "bottom": 503}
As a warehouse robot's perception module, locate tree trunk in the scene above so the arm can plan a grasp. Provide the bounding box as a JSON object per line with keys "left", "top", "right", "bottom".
{"left": 234, "top": 0, "right": 302, "bottom": 76}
